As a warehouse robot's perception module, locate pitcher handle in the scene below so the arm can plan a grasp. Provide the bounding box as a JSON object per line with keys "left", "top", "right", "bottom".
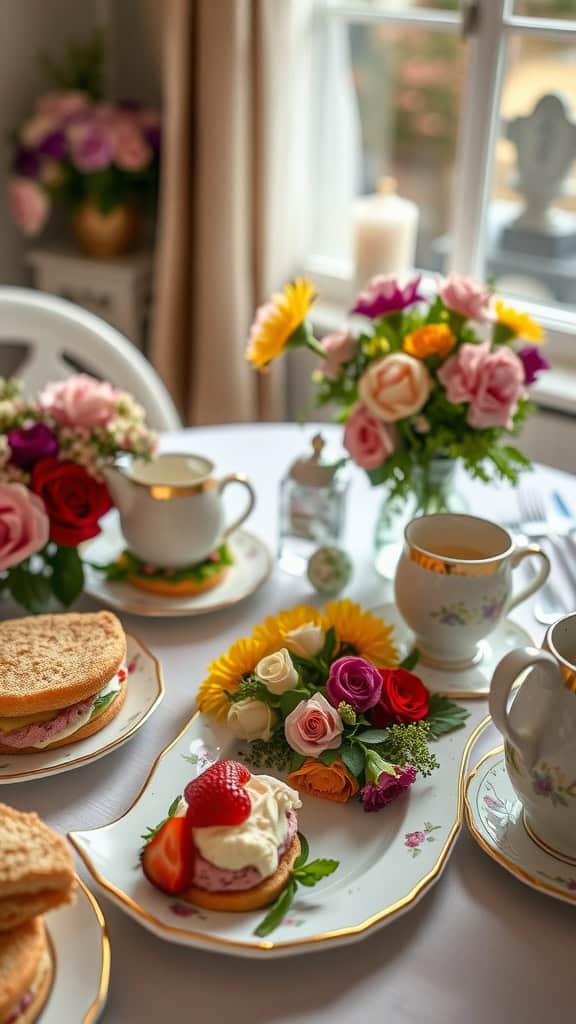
{"left": 508, "top": 544, "right": 550, "bottom": 611}
{"left": 218, "top": 473, "right": 256, "bottom": 539}
{"left": 489, "top": 647, "right": 559, "bottom": 770}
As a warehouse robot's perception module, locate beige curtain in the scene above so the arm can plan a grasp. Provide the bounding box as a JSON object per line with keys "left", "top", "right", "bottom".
{"left": 150, "top": 0, "right": 313, "bottom": 424}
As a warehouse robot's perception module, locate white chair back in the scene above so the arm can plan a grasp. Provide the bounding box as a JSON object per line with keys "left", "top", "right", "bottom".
{"left": 0, "top": 287, "right": 181, "bottom": 432}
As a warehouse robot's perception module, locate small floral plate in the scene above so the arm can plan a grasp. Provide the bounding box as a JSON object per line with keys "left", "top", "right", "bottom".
{"left": 373, "top": 602, "right": 533, "bottom": 699}
{"left": 465, "top": 743, "right": 576, "bottom": 906}
{"left": 69, "top": 700, "right": 490, "bottom": 959}
{"left": 44, "top": 877, "right": 110, "bottom": 1023}
{"left": 82, "top": 514, "right": 272, "bottom": 618}
{"left": 0, "top": 634, "right": 164, "bottom": 785}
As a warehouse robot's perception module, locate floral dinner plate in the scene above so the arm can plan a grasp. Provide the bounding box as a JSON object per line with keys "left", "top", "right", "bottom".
{"left": 0, "top": 633, "right": 164, "bottom": 784}
{"left": 69, "top": 700, "right": 489, "bottom": 959}
{"left": 44, "top": 877, "right": 110, "bottom": 1023}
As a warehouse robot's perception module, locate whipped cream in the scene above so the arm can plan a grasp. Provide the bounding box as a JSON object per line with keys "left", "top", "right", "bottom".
{"left": 192, "top": 774, "right": 301, "bottom": 879}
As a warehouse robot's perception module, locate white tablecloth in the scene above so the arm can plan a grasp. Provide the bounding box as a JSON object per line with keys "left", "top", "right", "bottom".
{"left": 5, "top": 424, "right": 576, "bottom": 1023}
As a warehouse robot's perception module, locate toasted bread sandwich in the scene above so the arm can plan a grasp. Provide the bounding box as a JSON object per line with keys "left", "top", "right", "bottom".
{"left": 0, "top": 611, "right": 127, "bottom": 753}
{"left": 0, "top": 804, "right": 75, "bottom": 932}
{"left": 0, "top": 917, "right": 52, "bottom": 1023}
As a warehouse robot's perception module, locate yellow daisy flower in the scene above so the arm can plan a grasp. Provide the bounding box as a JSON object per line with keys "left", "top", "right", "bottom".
{"left": 495, "top": 300, "right": 543, "bottom": 342}
{"left": 403, "top": 323, "right": 456, "bottom": 360}
{"left": 196, "top": 635, "right": 275, "bottom": 719}
{"left": 245, "top": 278, "right": 317, "bottom": 370}
{"left": 253, "top": 604, "right": 324, "bottom": 651}
{"left": 322, "top": 599, "right": 398, "bottom": 667}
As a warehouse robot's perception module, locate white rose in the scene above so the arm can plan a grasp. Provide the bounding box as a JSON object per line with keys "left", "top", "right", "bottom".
{"left": 227, "top": 699, "right": 277, "bottom": 741}
{"left": 255, "top": 648, "right": 299, "bottom": 694}
{"left": 284, "top": 623, "right": 325, "bottom": 659}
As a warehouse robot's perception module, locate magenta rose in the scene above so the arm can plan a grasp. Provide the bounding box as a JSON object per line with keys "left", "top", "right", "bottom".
{"left": 0, "top": 483, "right": 49, "bottom": 571}
{"left": 326, "top": 656, "right": 382, "bottom": 712}
{"left": 319, "top": 332, "right": 355, "bottom": 379}
{"left": 7, "top": 178, "right": 50, "bottom": 236}
{"left": 438, "top": 273, "right": 493, "bottom": 322}
{"left": 284, "top": 693, "right": 343, "bottom": 757}
{"left": 361, "top": 765, "right": 417, "bottom": 813}
{"left": 343, "top": 403, "right": 395, "bottom": 470}
{"left": 39, "top": 374, "right": 119, "bottom": 428}
{"left": 7, "top": 424, "right": 58, "bottom": 470}
{"left": 518, "top": 345, "right": 550, "bottom": 385}
{"left": 69, "top": 125, "right": 112, "bottom": 172}
{"left": 351, "top": 274, "right": 424, "bottom": 319}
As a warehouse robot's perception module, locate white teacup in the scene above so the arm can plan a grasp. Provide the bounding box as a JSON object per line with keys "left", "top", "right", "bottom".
{"left": 394, "top": 513, "right": 550, "bottom": 670}
{"left": 103, "top": 453, "right": 256, "bottom": 568}
{"left": 490, "top": 612, "right": 576, "bottom": 864}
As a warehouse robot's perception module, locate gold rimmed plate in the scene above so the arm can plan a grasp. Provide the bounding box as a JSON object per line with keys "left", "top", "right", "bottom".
{"left": 0, "top": 634, "right": 164, "bottom": 785}
{"left": 69, "top": 702, "right": 490, "bottom": 959}
{"left": 465, "top": 737, "right": 576, "bottom": 906}
{"left": 44, "top": 877, "right": 110, "bottom": 1023}
{"left": 373, "top": 602, "right": 533, "bottom": 699}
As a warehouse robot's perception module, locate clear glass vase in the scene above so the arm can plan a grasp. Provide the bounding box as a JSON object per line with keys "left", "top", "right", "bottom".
{"left": 373, "top": 457, "right": 468, "bottom": 580}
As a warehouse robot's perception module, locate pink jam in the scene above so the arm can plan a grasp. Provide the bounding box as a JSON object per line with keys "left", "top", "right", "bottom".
{"left": 191, "top": 811, "right": 298, "bottom": 892}
{"left": 0, "top": 696, "right": 95, "bottom": 749}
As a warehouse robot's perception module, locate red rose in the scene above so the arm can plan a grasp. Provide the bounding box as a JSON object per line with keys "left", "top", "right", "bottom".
{"left": 31, "top": 458, "right": 111, "bottom": 546}
{"left": 370, "top": 668, "right": 430, "bottom": 726}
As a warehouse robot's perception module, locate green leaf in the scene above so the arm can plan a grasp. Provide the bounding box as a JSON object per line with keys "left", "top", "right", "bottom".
{"left": 320, "top": 627, "right": 337, "bottom": 663}
{"left": 289, "top": 751, "right": 306, "bottom": 772}
{"left": 317, "top": 748, "right": 341, "bottom": 766}
{"left": 341, "top": 743, "right": 365, "bottom": 777}
{"left": 356, "top": 729, "right": 390, "bottom": 745}
{"left": 426, "top": 694, "right": 470, "bottom": 740}
{"left": 294, "top": 832, "right": 309, "bottom": 869}
{"left": 400, "top": 648, "right": 420, "bottom": 671}
{"left": 89, "top": 690, "right": 119, "bottom": 720}
{"left": 51, "top": 545, "right": 84, "bottom": 606}
{"left": 254, "top": 877, "right": 298, "bottom": 937}
{"left": 140, "top": 795, "right": 182, "bottom": 844}
{"left": 7, "top": 568, "right": 51, "bottom": 614}
{"left": 278, "top": 689, "right": 308, "bottom": 717}
{"left": 293, "top": 859, "right": 339, "bottom": 887}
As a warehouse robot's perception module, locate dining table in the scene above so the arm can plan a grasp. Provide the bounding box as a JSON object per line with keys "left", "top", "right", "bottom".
{"left": 4, "top": 422, "right": 576, "bottom": 1024}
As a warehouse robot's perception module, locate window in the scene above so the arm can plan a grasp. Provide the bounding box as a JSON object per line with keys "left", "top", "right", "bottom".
{"left": 307, "top": 0, "right": 576, "bottom": 398}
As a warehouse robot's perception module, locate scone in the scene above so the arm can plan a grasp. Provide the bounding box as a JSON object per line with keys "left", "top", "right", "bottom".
{"left": 141, "top": 760, "right": 302, "bottom": 912}
{"left": 0, "top": 612, "right": 127, "bottom": 753}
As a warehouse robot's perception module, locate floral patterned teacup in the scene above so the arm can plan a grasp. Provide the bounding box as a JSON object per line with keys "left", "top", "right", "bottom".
{"left": 394, "top": 513, "right": 550, "bottom": 670}
{"left": 490, "top": 612, "right": 576, "bottom": 864}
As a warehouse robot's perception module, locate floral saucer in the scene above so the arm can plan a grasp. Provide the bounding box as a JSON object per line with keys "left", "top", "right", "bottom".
{"left": 45, "top": 877, "right": 110, "bottom": 1022}
{"left": 465, "top": 744, "right": 576, "bottom": 906}
{"left": 82, "top": 513, "right": 272, "bottom": 618}
{"left": 373, "top": 602, "right": 533, "bottom": 699}
{"left": 0, "top": 633, "right": 163, "bottom": 784}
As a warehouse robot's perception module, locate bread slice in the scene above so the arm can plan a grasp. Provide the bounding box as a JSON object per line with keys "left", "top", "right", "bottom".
{"left": 0, "top": 917, "right": 52, "bottom": 1021}
{"left": 0, "top": 611, "right": 126, "bottom": 715}
{"left": 0, "top": 805, "right": 75, "bottom": 931}
{"left": 0, "top": 676, "right": 128, "bottom": 755}
{"left": 181, "top": 835, "right": 301, "bottom": 913}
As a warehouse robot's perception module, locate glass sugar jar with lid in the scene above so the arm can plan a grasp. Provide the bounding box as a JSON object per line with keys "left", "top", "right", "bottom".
{"left": 278, "top": 434, "right": 348, "bottom": 576}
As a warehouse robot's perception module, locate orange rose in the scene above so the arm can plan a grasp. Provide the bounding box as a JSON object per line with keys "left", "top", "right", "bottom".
{"left": 287, "top": 758, "right": 359, "bottom": 803}
{"left": 403, "top": 323, "right": 456, "bottom": 360}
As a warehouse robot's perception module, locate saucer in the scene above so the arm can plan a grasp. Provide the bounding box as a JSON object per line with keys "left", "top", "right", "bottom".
{"left": 372, "top": 602, "right": 533, "bottom": 698}
{"left": 465, "top": 743, "right": 576, "bottom": 907}
{"left": 82, "top": 512, "right": 272, "bottom": 618}
{"left": 45, "top": 877, "right": 110, "bottom": 1022}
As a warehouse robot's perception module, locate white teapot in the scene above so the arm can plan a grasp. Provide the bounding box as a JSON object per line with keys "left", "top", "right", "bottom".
{"left": 103, "top": 453, "right": 256, "bottom": 569}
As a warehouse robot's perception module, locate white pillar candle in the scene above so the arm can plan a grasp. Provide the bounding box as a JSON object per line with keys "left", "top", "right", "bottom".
{"left": 353, "top": 177, "right": 419, "bottom": 292}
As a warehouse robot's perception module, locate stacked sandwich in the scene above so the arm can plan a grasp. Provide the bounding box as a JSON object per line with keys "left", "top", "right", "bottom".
{"left": 0, "top": 804, "right": 75, "bottom": 1022}
{"left": 0, "top": 611, "right": 128, "bottom": 753}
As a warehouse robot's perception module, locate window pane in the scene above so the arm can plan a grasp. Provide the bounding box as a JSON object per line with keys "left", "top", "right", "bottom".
{"left": 513, "top": 1, "right": 576, "bottom": 20}
{"left": 325, "top": 0, "right": 459, "bottom": 9}
{"left": 309, "top": 20, "right": 466, "bottom": 284}
{"left": 482, "top": 34, "right": 576, "bottom": 311}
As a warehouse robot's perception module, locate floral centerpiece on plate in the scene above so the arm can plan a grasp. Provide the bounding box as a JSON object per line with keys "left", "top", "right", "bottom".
{"left": 244, "top": 275, "right": 549, "bottom": 572}
{"left": 197, "top": 600, "right": 468, "bottom": 811}
{"left": 0, "top": 374, "right": 156, "bottom": 613}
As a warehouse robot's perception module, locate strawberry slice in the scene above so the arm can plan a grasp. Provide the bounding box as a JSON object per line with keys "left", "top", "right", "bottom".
{"left": 185, "top": 761, "right": 251, "bottom": 827}
{"left": 141, "top": 817, "right": 194, "bottom": 895}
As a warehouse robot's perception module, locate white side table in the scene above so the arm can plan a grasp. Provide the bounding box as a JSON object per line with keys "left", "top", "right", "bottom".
{"left": 26, "top": 244, "right": 154, "bottom": 350}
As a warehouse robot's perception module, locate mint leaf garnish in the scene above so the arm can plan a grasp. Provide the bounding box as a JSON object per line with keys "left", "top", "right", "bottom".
{"left": 253, "top": 833, "right": 339, "bottom": 937}
{"left": 140, "top": 795, "right": 181, "bottom": 844}
{"left": 426, "top": 694, "right": 469, "bottom": 740}
{"left": 294, "top": 832, "right": 309, "bottom": 868}
{"left": 293, "top": 859, "right": 339, "bottom": 887}
{"left": 254, "top": 878, "right": 297, "bottom": 938}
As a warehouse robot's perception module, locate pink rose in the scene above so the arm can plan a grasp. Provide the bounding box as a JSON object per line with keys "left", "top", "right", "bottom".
{"left": 344, "top": 403, "right": 395, "bottom": 470}
{"left": 39, "top": 374, "right": 120, "bottom": 428}
{"left": 438, "top": 342, "right": 525, "bottom": 429}
{"left": 405, "top": 830, "right": 425, "bottom": 849}
{"left": 0, "top": 484, "right": 49, "bottom": 571}
{"left": 320, "top": 332, "right": 355, "bottom": 379}
{"left": 438, "top": 273, "right": 493, "bottom": 322}
{"left": 68, "top": 124, "right": 112, "bottom": 172}
{"left": 358, "top": 353, "right": 431, "bottom": 422}
{"left": 36, "top": 90, "right": 90, "bottom": 122}
{"left": 284, "top": 693, "right": 343, "bottom": 757}
{"left": 7, "top": 178, "right": 50, "bottom": 236}
{"left": 111, "top": 123, "right": 152, "bottom": 172}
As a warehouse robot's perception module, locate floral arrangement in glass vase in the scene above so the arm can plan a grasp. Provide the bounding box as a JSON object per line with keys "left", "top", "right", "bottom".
{"left": 0, "top": 374, "right": 156, "bottom": 613}
{"left": 197, "top": 600, "right": 468, "bottom": 810}
{"left": 244, "top": 274, "right": 548, "bottom": 571}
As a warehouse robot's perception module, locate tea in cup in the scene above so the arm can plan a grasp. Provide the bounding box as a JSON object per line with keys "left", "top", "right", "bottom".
{"left": 394, "top": 513, "right": 550, "bottom": 670}
{"left": 490, "top": 612, "right": 576, "bottom": 864}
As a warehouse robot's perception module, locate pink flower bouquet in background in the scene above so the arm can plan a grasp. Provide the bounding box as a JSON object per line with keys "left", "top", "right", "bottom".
{"left": 0, "top": 375, "right": 156, "bottom": 614}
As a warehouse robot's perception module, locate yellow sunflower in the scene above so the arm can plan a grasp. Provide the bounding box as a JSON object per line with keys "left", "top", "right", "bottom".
{"left": 196, "top": 634, "right": 275, "bottom": 719}
{"left": 322, "top": 599, "right": 398, "bottom": 667}
{"left": 253, "top": 604, "right": 324, "bottom": 651}
{"left": 245, "top": 278, "right": 317, "bottom": 370}
{"left": 494, "top": 300, "right": 543, "bottom": 342}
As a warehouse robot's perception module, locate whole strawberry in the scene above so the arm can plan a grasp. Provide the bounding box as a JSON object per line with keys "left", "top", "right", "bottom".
{"left": 184, "top": 760, "right": 251, "bottom": 827}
